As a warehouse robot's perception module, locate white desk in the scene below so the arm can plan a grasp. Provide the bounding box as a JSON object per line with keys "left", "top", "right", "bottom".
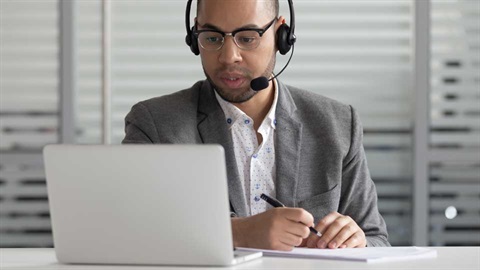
{"left": 1, "top": 247, "right": 479, "bottom": 270}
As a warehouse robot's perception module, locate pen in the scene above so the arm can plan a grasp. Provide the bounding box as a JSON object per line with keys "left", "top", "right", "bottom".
{"left": 260, "top": 193, "right": 322, "bottom": 237}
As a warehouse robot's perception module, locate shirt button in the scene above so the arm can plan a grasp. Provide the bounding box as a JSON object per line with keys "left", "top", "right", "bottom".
{"left": 244, "top": 119, "right": 250, "bottom": 124}
{"left": 252, "top": 154, "right": 258, "bottom": 158}
{"left": 227, "top": 118, "right": 232, "bottom": 124}
{"left": 274, "top": 119, "right": 277, "bottom": 125}
{"left": 254, "top": 196, "right": 260, "bottom": 202}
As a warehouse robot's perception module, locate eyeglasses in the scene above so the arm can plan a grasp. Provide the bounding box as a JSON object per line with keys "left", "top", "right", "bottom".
{"left": 193, "top": 19, "right": 276, "bottom": 51}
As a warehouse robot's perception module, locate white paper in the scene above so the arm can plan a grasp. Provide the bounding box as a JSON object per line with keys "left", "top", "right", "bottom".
{"left": 236, "top": 246, "right": 437, "bottom": 263}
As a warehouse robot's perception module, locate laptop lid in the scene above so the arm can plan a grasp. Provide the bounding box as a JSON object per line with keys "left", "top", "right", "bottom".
{"left": 44, "top": 144, "right": 258, "bottom": 266}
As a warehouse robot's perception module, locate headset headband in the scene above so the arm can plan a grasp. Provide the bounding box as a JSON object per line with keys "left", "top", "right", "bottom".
{"left": 185, "top": 0, "right": 296, "bottom": 45}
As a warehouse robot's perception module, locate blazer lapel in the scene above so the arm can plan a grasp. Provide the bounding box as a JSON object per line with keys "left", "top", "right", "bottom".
{"left": 275, "top": 82, "right": 303, "bottom": 207}
{"left": 196, "top": 81, "right": 248, "bottom": 217}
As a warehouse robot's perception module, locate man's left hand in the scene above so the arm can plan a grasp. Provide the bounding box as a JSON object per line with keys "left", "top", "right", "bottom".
{"left": 300, "top": 212, "right": 366, "bottom": 249}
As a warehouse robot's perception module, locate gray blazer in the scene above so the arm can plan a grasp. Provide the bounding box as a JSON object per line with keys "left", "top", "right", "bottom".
{"left": 122, "top": 80, "right": 390, "bottom": 247}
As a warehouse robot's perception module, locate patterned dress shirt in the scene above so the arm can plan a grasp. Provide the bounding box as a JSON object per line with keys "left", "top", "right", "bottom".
{"left": 214, "top": 81, "right": 279, "bottom": 216}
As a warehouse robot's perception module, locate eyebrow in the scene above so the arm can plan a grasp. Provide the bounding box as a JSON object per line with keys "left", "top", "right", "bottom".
{"left": 198, "top": 22, "right": 261, "bottom": 32}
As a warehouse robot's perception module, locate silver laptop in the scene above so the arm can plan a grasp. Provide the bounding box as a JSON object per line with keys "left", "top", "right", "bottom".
{"left": 43, "top": 144, "right": 262, "bottom": 266}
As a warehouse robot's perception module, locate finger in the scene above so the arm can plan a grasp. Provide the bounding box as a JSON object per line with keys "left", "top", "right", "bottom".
{"left": 306, "top": 224, "right": 326, "bottom": 248}
{"left": 317, "top": 215, "right": 352, "bottom": 249}
{"left": 284, "top": 221, "right": 311, "bottom": 239}
{"left": 307, "top": 212, "right": 341, "bottom": 248}
{"left": 278, "top": 231, "right": 304, "bottom": 248}
{"left": 272, "top": 240, "right": 297, "bottom": 251}
{"left": 306, "top": 232, "right": 321, "bottom": 248}
{"left": 276, "top": 243, "right": 295, "bottom": 251}
{"left": 284, "top": 208, "right": 315, "bottom": 227}
{"left": 342, "top": 231, "right": 367, "bottom": 248}
{"left": 314, "top": 212, "right": 342, "bottom": 234}
{"left": 298, "top": 238, "right": 308, "bottom": 247}
{"left": 327, "top": 221, "right": 360, "bottom": 249}
{"left": 282, "top": 208, "right": 314, "bottom": 241}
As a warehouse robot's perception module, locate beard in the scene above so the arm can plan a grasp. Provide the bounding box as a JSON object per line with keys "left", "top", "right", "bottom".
{"left": 204, "top": 53, "right": 276, "bottom": 104}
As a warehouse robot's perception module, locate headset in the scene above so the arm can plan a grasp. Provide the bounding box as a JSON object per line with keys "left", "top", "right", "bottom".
{"left": 185, "top": 0, "right": 296, "bottom": 56}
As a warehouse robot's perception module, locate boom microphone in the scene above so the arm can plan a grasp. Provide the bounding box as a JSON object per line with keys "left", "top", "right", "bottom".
{"left": 250, "top": 77, "right": 270, "bottom": 91}
{"left": 250, "top": 45, "right": 295, "bottom": 91}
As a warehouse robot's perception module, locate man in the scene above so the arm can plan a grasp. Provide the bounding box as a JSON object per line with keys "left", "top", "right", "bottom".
{"left": 123, "top": 0, "right": 390, "bottom": 250}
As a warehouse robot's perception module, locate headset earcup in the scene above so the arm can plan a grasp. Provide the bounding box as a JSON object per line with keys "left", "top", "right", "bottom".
{"left": 187, "top": 27, "right": 200, "bottom": 55}
{"left": 276, "top": 24, "right": 291, "bottom": 55}
{"left": 190, "top": 35, "right": 200, "bottom": 55}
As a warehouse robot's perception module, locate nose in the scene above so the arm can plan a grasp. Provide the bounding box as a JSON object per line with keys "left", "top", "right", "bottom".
{"left": 218, "top": 36, "right": 242, "bottom": 65}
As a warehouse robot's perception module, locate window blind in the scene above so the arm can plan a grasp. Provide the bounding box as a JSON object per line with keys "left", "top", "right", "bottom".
{"left": 75, "top": 0, "right": 203, "bottom": 144}
{"left": 0, "top": 0, "right": 59, "bottom": 247}
{"left": 429, "top": 0, "right": 480, "bottom": 246}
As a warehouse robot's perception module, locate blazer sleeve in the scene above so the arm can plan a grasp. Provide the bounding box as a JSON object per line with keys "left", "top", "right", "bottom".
{"left": 339, "top": 106, "right": 390, "bottom": 247}
{"left": 122, "top": 102, "right": 159, "bottom": 144}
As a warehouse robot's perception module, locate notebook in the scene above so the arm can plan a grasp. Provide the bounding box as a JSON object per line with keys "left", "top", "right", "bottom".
{"left": 43, "top": 144, "right": 262, "bottom": 266}
{"left": 237, "top": 246, "right": 437, "bottom": 263}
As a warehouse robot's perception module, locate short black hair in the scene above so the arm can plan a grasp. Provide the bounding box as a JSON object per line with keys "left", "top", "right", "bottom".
{"left": 197, "top": 0, "right": 279, "bottom": 18}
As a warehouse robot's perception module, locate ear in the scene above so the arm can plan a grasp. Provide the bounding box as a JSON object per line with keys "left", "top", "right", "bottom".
{"left": 274, "top": 16, "right": 286, "bottom": 52}
{"left": 274, "top": 16, "right": 286, "bottom": 32}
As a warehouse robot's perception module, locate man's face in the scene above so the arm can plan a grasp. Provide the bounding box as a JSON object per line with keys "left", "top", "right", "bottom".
{"left": 196, "top": 0, "right": 278, "bottom": 103}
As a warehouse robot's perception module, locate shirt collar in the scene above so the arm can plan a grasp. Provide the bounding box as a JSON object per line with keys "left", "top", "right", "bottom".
{"left": 214, "top": 79, "right": 279, "bottom": 130}
{"left": 264, "top": 78, "right": 279, "bottom": 130}
{"left": 215, "top": 91, "right": 245, "bottom": 128}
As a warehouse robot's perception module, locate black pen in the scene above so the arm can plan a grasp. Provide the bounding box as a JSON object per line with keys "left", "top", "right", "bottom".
{"left": 260, "top": 193, "right": 322, "bottom": 237}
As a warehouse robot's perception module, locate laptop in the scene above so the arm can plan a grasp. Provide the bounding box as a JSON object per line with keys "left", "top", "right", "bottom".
{"left": 43, "top": 144, "right": 262, "bottom": 266}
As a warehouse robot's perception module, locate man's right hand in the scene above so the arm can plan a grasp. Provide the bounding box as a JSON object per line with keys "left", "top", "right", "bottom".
{"left": 231, "top": 208, "right": 314, "bottom": 251}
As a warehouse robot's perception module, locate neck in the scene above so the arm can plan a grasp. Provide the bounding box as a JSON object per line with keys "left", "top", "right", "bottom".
{"left": 234, "top": 81, "right": 275, "bottom": 131}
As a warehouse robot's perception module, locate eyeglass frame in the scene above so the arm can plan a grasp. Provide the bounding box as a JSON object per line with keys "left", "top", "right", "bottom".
{"left": 193, "top": 18, "right": 276, "bottom": 51}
